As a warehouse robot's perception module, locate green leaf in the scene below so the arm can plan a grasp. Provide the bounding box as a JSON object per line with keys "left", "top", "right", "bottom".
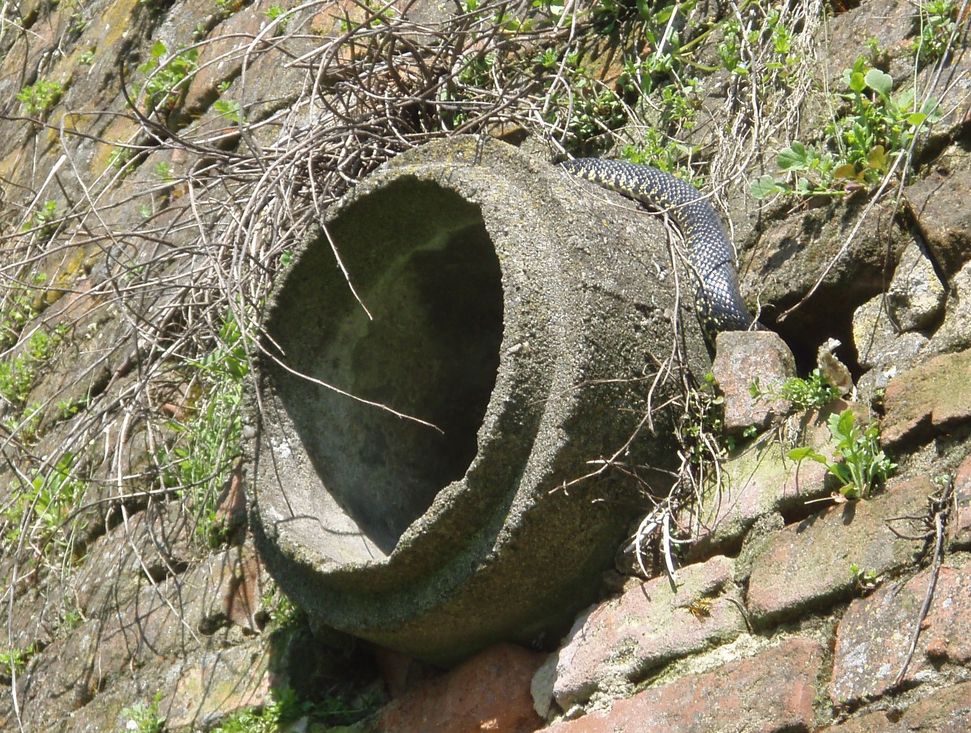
{"left": 788, "top": 447, "right": 827, "bottom": 464}
{"left": 893, "top": 87, "right": 915, "bottom": 110}
{"left": 835, "top": 409, "right": 856, "bottom": 439}
{"left": 848, "top": 71, "right": 866, "bottom": 93}
{"left": 150, "top": 40, "right": 167, "bottom": 59}
{"left": 906, "top": 112, "right": 927, "bottom": 126}
{"left": 867, "top": 145, "right": 888, "bottom": 171}
{"left": 864, "top": 68, "right": 893, "bottom": 96}
{"left": 833, "top": 162, "right": 861, "bottom": 181}
{"left": 778, "top": 143, "right": 808, "bottom": 170}
{"left": 750, "top": 175, "right": 785, "bottom": 199}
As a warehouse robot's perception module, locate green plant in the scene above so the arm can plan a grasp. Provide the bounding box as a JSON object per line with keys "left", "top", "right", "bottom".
{"left": 716, "top": 3, "right": 801, "bottom": 82}
{"left": 17, "top": 79, "right": 63, "bottom": 115}
{"left": 717, "top": 17, "right": 746, "bottom": 75}
{"left": 215, "top": 0, "right": 246, "bottom": 18}
{"left": 0, "top": 326, "right": 66, "bottom": 442}
{"left": 753, "top": 58, "right": 940, "bottom": 197}
{"left": 0, "top": 275, "right": 46, "bottom": 349}
{"left": 261, "top": 586, "right": 301, "bottom": 627}
{"left": 159, "top": 313, "right": 248, "bottom": 544}
{"left": 622, "top": 133, "right": 698, "bottom": 184}
{"left": 21, "top": 199, "right": 59, "bottom": 239}
{"left": 265, "top": 3, "right": 291, "bottom": 30}
{"left": 108, "top": 147, "right": 134, "bottom": 171}
{"left": 750, "top": 368, "right": 840, "bottom": 410}
{"left": 55, "top": 396, "right": 81, "bottom": 419}
{"left": 136, "top": 41, "right": 198, "bottom": 114}
{"left": 913, "top": 0, "right": 958, "bottom": 64}
{"left": 121, "top": 694, "right": 165, "bottom": 733}
{"left": 153, "top": 161, "right": 173, "bottom": 181}
{"left": 0, "top": 644, "right": 36, "bottom": 680}
{"left": 679, "top": 372, "right": 733, "bottom": 464}
{"left": 60, "top": 605, "right": 85, "bottom": 630}
{"left": 211, "top": 688, "right": 308, "bottom": 733}
{"left": 827, "top": 60, "right": 939, "bottom": 177}
{"left": 2, "top": 452, "right": 88, "bottom": 552}
{"left": 209, "top": 685, "right": 382, "bottom": 732}
{"left": 3, "top": 401, "right": 44, "bottom": 443}
{"left": 213, "top": 98, "right": 242, "bottom": 124}
{"left": 779, "top": 369, "right": 841, "bottom": 409}
{"left": 546, "top": 60, "right": 630, "bottom": 151}
{"left": 78, "top": 48, "right": 96, "bottom": 65}
{"left": 850, "top": 563, "right": 880, "bottom": 592}
{"left": 788, "top": 409, "right": 895, "bottom": 500}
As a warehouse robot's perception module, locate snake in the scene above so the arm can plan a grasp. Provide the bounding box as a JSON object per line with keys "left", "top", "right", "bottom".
{"left": 561, "top": 158, "right": 756, "bottom": 340}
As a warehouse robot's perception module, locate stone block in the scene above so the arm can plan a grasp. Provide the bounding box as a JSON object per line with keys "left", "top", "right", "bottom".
{"left": 375, "top": 643, "right": 544, "bottom": 733}
{"left": 882, "top": 347, "right": 971, "bottom": 447}
{"left": 549, "top": 556, "right": 744, "bottom": 709}
{"left": 543, "top": 638, "right": 823, "bottom": 733}
{"left": 831, "top": 554, "right": 971, "bottom": 706}
{"left": 746, "top": 476, "right": 932, "bottom": 627}
{"left": 713, "top": 330, "right": 796, "bottom": 432}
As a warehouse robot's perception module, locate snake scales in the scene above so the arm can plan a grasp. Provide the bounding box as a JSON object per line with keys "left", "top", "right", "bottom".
{"left": 562, "top": 158, "right": 756, "bottom": 339}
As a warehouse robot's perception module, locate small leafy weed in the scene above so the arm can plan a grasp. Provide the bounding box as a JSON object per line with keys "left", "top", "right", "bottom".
{"left": 213, "top": 98, "right": 243, "bottom": 124}
{"left": 17, "top": 79, "right": 63, "bottom": 116}
{"left": 2, "top": 452, "right": 88, "bottom": 553}
{"left": 750, "top": 368, "right": 840, "bottom": 410}
{"left": 137, "top": 41, "right": 198, "bottom": 115}
{"left": 21, "top": 200, "right": 60, "bottom": 240}
{"left": 0, "top": 644, "right": 36, "bottom": 681}
{"left": 121, "top": 694, "right": 165, "bottom": 733}
{"left": 850, "top": 563, "right": 881, "bottom": 593}
{"left": 788, "top": 409, "right": 895, "bottom": 500}
{"left": 753, "top": 57, "right": 940, "bottom": 198}
{"left": 913, "top": 0, "right": 958, "bottom": 65}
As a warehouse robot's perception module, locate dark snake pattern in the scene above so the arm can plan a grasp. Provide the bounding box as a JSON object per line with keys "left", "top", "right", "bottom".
{"left": 561, "top": 158, "right": 756, "bottom": 338}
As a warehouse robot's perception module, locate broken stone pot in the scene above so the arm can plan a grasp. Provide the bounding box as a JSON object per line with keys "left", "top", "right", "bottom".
{"left": 251, "top": 137, "right": 709, "bottom": 665}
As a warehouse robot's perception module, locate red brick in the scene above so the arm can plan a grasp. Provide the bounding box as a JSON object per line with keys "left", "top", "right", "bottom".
{"left": 882, "top": 348, "right": 971, "bottom": 447}
{"left": 686, "top": 406, "right": 843, "bottom": 555}
{"left": 746, "top": 475, "right": 931, "bottom": 626}
{"left": 951, "top": 455, "right": 971, "bottom": 549}
{"left": 544, "top": 638, "right": 824, "bottom": 733}
{"left": 712, "top": 330, "right": 796, "bottom": 433}
{"left": 820, "top": 680, "right": 971, "bottom": 732}
{"left": 375, "top": 643, "right": 544, "bottom": 733}
{"left": 550, "top": 556, "right": 745, "bottom": 709}
{"left": 831, "top": 553, "right": 971, "bottom": 705}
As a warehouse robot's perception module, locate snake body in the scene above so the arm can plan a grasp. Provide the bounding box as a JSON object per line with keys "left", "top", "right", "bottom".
{"left": 561, "top": 158, "right": 755, "bottom": 339}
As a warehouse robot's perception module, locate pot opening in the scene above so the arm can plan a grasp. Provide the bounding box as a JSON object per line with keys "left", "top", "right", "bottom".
{"left": 265, "top": 179, "right": 503, "bottom": 555}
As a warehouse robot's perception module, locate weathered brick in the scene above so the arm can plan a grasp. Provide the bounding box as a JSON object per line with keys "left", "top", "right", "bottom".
{"left": 882, "top": 348, "right": 971, "bottom": 447}
{"left": 712, "top": 330, "right": 796, "bottom": 433}
{"left": 375, "top": 643, "right": 544, "bottom": 733}
{"left": 831, "top": 553, "right": 971, "bottom": 706}
{"left": 687, "top": 407, "right": 841, "bottom": 556}
{"left": 544, "top": 637, "right": 824, "bottom": 733}
{"left": 746, "top": 476, "right": 932, "bottom": 627}
{"left": 951, "top": 455, "right": 971, "bottom": 549}
{"left": 549, "top": 556, "right": 745, "bottom": 709}
{"left": 19, "top": 544, "right": 269, "bottom": 729}
{"left": 820, "top": 680, "right": 971, "bottom": 732}
{"left": 906, "top": 145, "right": 971, "bottom": 277}
{"left": 158, "top": 641, "right": 272, "bottom": 730}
